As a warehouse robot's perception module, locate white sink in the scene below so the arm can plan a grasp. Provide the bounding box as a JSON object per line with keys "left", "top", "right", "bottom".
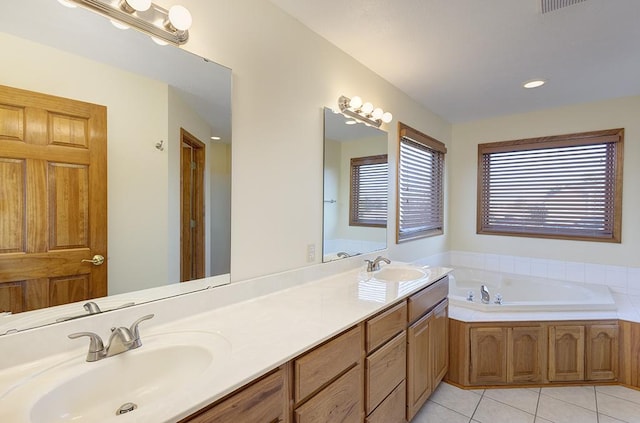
{"left": 3, "top": 331, "right": 230, "bottom": 423}
{"left": 373, "top": 265, "right": 427, "bottom": 282}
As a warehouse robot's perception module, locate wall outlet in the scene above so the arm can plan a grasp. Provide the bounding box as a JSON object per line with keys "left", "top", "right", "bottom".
{"left": 307, "top": 244, "right": 316, "bottom": 263}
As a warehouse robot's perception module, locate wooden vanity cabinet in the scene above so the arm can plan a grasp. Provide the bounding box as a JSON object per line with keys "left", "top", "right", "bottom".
{"left": 293, "top": 325, "right": 364, "bottom": 423}
{"left": 406, "top": 277, "right": 449, "bottom": 421}
{"left": 364, "top": 302, "right": 407, "bottom": 423}
{"left": 180, "top": 366, "right": 289, "bottom": 423}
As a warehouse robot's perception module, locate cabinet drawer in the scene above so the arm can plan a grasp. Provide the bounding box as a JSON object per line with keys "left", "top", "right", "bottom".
{"left": 408, "top": 276, "right": 448, "bottom": 323}
{"left": 294, "top": 364, "right": 362, "bottom": 423}
{"left": 366, "top": 380, "right": 406, "bottom": 423}
{"left": 295, "top": 325, "right": 362, "bottom": 403}
{"left": 366, "top": 331, "right": 406, "bottom": 414}
{"left": 366, "top": 301, "right": 407, "bottom": 353}
{"left": 182, "top": 368, "right": 286, "bottom": 423}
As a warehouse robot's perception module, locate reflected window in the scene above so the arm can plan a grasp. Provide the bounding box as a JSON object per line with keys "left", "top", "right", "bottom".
{"left": 349, "top": 155, "right": 388, "bottom": 227}
{"left": 397, "top": 123, "right": 447, "bottom": 242}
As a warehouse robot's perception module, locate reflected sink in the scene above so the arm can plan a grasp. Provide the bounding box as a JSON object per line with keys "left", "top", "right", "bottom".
{"left": 373, "top": 265, "right": 427, "bottom": 282}
{"left": 7, "top": 331, "right": 230, "bottom": 423}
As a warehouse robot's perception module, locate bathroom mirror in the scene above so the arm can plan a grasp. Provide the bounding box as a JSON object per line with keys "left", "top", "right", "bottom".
{"left": 0, "top": 0, "right": 231, "bottom": 333}
{"left": 323, "top": 108, "right": 388, "bottom": 262}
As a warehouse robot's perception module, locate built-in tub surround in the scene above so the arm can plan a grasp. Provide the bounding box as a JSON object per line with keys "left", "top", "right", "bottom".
{"left": 449, "top": 267, "right": 617, "bottom": 313}
{"left": 0, "top": 257, "right": 450, "bottom": 422}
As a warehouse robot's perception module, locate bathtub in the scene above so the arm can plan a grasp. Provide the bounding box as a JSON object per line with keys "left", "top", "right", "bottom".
{"left": 448, "top": 267, "right": 617, "bottom": 312}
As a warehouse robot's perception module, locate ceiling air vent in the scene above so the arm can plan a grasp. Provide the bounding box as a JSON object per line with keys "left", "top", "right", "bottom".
{"left": 541, "top": 0, "right": 587, "bottom": 14}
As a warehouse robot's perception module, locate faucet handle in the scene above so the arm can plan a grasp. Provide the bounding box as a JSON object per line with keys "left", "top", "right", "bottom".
{"left": 68, "top": 331, "right": 105, "bottom": 362}
{"left": 364, "top": 259, "right": 374, "bottom": 272}
{"left": 129, "top": 314, "right": 154, "bottom": 344}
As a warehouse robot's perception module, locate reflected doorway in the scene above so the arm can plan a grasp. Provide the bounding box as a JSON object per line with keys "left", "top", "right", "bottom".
{"left": 180, "top": 128, "right": 205, "bottom": 282}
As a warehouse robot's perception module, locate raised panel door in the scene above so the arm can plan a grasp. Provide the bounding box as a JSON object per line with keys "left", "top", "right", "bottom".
{"left": 470, "top": 327, "right": 507, "bottom": 385}
{"left": 548, "top": 325, "right": 585, "bottom": 382}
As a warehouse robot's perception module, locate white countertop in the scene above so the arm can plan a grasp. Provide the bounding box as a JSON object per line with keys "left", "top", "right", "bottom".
{"left": 0, "top": 266, "right": 451, "bottom": 423}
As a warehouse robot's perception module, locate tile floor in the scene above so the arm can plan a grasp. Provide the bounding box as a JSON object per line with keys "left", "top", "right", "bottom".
{"left": 413, "top": 382, "right": 640, "bottom": 423}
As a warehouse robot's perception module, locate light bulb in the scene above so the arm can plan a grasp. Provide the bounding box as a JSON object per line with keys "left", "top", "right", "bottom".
{"left": 124, "top": 0, "right": 151, "bottom": 12}
{"left": 372, "top": 108, "right": 384, "bottom": 120}
{"left": 361, "top": 102, "right": 374, "bottom": 114}
{"left": 382, "top": 112, "right": 393, "bottom": 123}
{"left": 345, "top": 120, "right": 357, "bottom": 125}
{"left": 349, "top": 96, "right": 363, "bottom": 109}
{"left": 523, "top": 79, "right": 546, "bottom": 89}
{"left": 168, "top": 5, "right": 193, "bottom": 31}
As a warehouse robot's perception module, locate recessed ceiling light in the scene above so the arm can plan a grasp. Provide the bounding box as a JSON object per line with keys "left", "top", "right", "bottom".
{"left": 345, "top": 120, "right": 357, "bottom": 125}
{"left": 210, "top": 136, "right": 221, "bottom": 140}
{"left": 523, "top": 79, "right": 546, "bottom": 89}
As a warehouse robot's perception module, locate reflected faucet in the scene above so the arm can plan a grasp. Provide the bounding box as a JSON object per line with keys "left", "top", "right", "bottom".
{"left": 365, "top": 256, "right": 391, "bottom": 272}
{"left": 336, "top": 252, "right": 350, "bottom": 258}
{"left": 68, "top": 314, "right": 154, "bottom": 362}
{"left": 84, "top": 301, "right": 102, "bottom": 315}
{"left": 480, "top": 285, "right": 490, "bottom": 304}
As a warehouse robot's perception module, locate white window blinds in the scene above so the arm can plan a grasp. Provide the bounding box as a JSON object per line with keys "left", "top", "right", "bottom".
{"left": 350, "top": 155, "right": 388, "bottom": 227}
{"left": 397, "top": 124, "right": 446, "bottom": 242}
{"left": 478, "top": 129, "right": 624, "bottom": 242}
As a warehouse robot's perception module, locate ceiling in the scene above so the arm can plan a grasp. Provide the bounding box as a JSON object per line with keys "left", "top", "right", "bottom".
{"left": 270, "top": 0, "right": 640, "bottom": 123}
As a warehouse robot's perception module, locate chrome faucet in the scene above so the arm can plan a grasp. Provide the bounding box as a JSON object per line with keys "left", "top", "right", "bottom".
{"left": 83, "top": 301, "right": 103, "bottom": 315}
{"left": 365, "top": 256, "right": 391, "bottom": 272}
{"left": 69, "top": 314, "right": 154, "bottom": 362}
{"left": 480, "top": 285, "right": 490, "bottom": 304}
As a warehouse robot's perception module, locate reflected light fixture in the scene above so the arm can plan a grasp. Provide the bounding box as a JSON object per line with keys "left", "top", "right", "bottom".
{"left": 523, "top": 79, "right": 546, "bottom": 89}
{"left": 62, "top": 0, "right": 193, "bottom": 45}
{"left": 338, "top": 95, "right": 393, "bottom": 128}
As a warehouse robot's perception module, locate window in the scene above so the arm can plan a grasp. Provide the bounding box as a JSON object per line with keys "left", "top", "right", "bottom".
{"left": 350, "top": 154, "right": 388, "bottom": 227}
{"left": 477, "top": 128, "right": 624, "bottom": 242}
{"left": 397, "top": 123, "right": 447, "bottom": 242}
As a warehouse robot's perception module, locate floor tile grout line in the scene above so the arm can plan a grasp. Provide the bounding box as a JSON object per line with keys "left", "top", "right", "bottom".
{"left": 597, "top": 389, "right": 640, "bottom": 406}
{"left": 538, "top": 386, "right": 600, "bottom": 414}
{"left": 480, "top": 391, "right": 538, "bottom": 418}
{"left": 425, "top": 398, "right": 479, "bottom": 422}
{"left": 469, "top": 388, "right": 485, "bottom": 421}
{"left": 534, "top": 387, "right": 542, "bottom": 420}
{"left": 594, "top": 386, "right": 599, "bottom": 423}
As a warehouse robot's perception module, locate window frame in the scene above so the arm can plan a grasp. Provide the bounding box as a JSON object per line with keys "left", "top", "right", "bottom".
{"left": 396, "top": 123, "right": 447, "bottom": 243}
{"left": 349, "top": 154, "right": 388, "bottom": 228}
{"left": 477, "top": 128, "right": 624, "bottom": 243}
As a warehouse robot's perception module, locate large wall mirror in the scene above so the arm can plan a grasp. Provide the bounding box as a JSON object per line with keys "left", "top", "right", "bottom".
{"left": 0, "top": 0, "right": 231, "bottom": 333}
{"left": 323, "top": 108, "right": 388, "bottom": 262}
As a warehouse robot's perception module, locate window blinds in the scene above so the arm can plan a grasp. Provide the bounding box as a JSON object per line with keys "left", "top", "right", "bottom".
{"left": 350, "top": 155, "right": 388, "bottom": 227}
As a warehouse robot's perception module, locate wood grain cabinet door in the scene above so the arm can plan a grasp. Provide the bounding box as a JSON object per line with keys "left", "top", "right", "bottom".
{"left": 469, "top": 327, "right": 507, "bottom": 385}
{"left": 508, "top": 326, "right": 545, "bottom": 383}
{"left": 0, "top": 85, "right": 107, "bottom": 313}
{"left": 430, "top": 300, "right": 449, "bottom": 387}
{"left": 586, "top": 324, "right": 619, "bottom": 381}
{"left": 548, "top": 325, "right": 585, "bottom": 382}
{"left": 407, "top": 311, "right": 432, "bottom": 420}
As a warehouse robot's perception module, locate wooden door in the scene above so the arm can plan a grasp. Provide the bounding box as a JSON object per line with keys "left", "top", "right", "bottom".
{"left": 0, "top": 85, "right": 107, "bottom": 313}
{"left": 430, "top": 300, "right": 449, "bottom": 388}
{"left": 180, "top": 128, "right": 205, "bottom": 282}
{"left": 406, "top": 311, "right": 432, "bottom": 421}
{"left": 548, "top": 325, "right": 585, "bottom": 381}
{"left": 586, "top": 324, "right": 618, "bottom": 381}
{"left": 508, "top": 326, "right": 545, "bottom": 383}
{"left": 469, "top": 327, "right": 507, "bottom": 385}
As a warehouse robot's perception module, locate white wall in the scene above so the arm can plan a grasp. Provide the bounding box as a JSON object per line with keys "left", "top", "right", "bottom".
{"left": 450, "top": 95, "right": 640, "bottom": 267}
{"left": 0, "top": 32, "right": 170, "bottom": 294}
{"left": 154, "top": 0, "right": 452, "bottom": 280}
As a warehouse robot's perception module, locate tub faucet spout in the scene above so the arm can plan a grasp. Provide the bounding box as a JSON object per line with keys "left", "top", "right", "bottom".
{"left": 480, "top": 285, "right": 490, "bottom": 304}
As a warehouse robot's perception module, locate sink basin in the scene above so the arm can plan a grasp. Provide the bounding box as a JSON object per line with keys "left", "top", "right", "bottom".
{"left": 373, "top": 265, "right": 427, "bottom": 282}
{"left": 3, "top": 331, "right": 230, "bottom": 423}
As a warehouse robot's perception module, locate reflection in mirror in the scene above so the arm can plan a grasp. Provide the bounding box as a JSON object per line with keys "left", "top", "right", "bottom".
{"left": 0, "top": 0, "right": 231, "bottom": 333}
{"left": 323, "top": 108, "right": 388, "bottom": 262}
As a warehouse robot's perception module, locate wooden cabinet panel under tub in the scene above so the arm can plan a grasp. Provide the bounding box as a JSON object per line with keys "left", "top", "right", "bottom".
{"left": 449, "top": 319, "right": 619, "bottom": 388}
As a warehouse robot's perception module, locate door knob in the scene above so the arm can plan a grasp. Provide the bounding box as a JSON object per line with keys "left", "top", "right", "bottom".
{"left": 81, "top": 254, "right": 105, "bottom": 266}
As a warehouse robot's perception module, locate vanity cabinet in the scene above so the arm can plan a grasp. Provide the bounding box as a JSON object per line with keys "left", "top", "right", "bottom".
{"left": 364, "top": 302, "right": 407, "bottom": 423}
{"left": 180, "top": 366, "right": 289, "bottom": 423}
{"left": 406, "top": 277, "right": 449, "bottom": 421}
{"left": 293, "top": 325, "right": 364, "bottom": 423}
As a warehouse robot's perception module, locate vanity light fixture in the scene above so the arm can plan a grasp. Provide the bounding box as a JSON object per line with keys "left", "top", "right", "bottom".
{"left": 63, "top": 0, "right": 193, "bottom": 45}
{"left": 338, "top": 95, "right": 393, "bottom": 128}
